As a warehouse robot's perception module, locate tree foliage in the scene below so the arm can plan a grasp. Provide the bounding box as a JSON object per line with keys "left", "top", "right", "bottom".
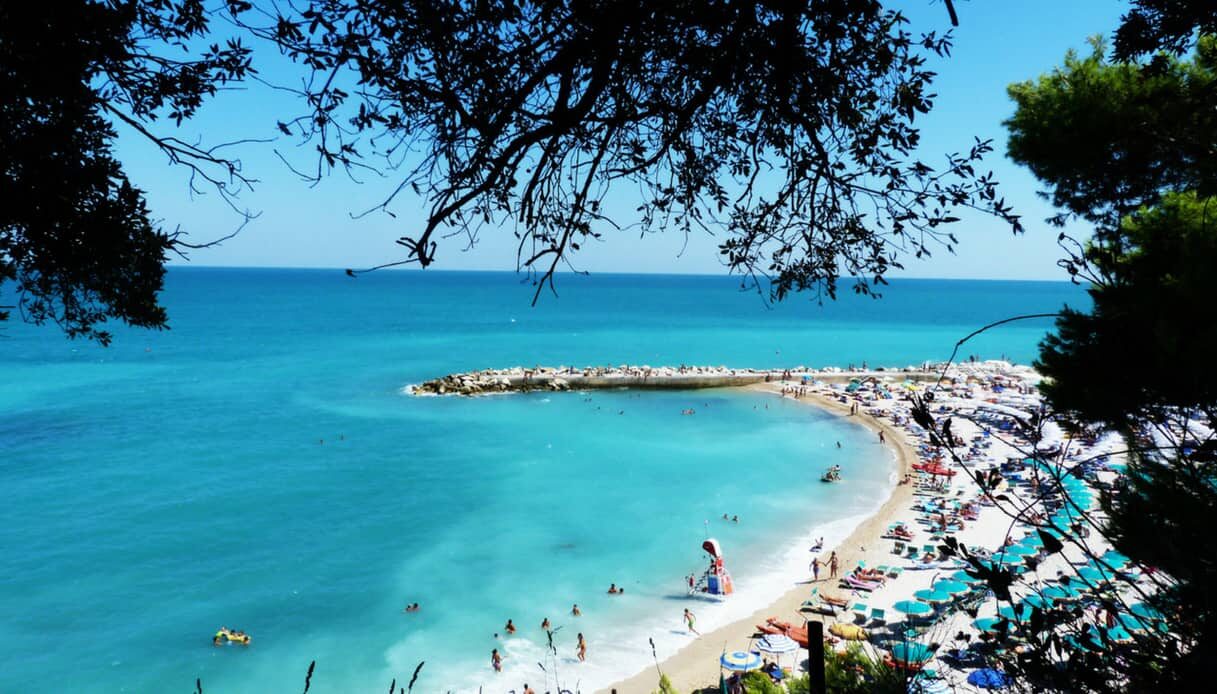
{"left": 0, "top": 1, "right": 253, "bottom": 344}
{"left": 995, "top": 25, "right": 1217, "bottom": 693}
{"left": 1115, "top": 0, "right": 1217, "bottom": 60}
{"left": 1006, "top": 36, "right": 1217, "bottom": 236}
{"left": 243, "top": 0, "right": 1020, "bottom": 303}
{"left": 3, "top": 1, "right": 1023, "bottom": 343}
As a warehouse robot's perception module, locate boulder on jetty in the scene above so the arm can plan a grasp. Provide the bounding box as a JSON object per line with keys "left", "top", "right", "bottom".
{"left": 410, "top": 364, "right": 940, "bottom": 396}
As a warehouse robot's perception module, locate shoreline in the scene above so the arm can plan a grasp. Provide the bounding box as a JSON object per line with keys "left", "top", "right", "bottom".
{"left": 601, "top": 382, "right": 918, "bottom": 694}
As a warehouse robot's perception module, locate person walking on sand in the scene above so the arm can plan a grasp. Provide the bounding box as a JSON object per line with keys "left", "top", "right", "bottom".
{"left": 829, "top": 551, "right": 839, "bottom": 578}
{"left": 811, "top": 557, "right": 821, "bottom": 582}
{"left": 576, "top": 632, "right": 587, "bottom": 661}
{"left": 684, "top": 608, "right": 700, "bottom": 635}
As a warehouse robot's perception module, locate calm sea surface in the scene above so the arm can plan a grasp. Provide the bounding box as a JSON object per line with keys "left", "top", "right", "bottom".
{"left": 0, "top": 270, "right": 1086, "bottom": 692}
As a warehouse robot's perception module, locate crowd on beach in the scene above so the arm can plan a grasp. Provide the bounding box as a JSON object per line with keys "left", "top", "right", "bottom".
{"left": 725, "top": 361, "right": 1146, "bottom": 693}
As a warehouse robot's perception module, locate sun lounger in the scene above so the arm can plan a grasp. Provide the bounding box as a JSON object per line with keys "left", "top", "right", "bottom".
{"left": 893, "top": 540, "right": 906, "bottom": 555}
{"left": 869, "top": 608, "right": 887, "bottom": 627}
{"left": 887, "top": 566, "right": 904, "bottom": 579}
{"left": 852, "top": 603, "right": 869, "bottom": 622}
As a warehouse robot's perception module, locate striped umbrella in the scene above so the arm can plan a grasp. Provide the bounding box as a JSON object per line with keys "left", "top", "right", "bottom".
{"left": 893, "top": 600, "right": 934, "bottom": 617}
{"left": 755, "top": 634, "right": 799, "bottom": 655}
{"left": 720, "top": 650, "right": 762, "bottom": 672}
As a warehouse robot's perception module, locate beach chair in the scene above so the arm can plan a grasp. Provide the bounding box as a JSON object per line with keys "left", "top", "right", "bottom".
{"left": 893, "top": 540, "right": 906, "bottom": 555}
{"left": 852, "top": 603, "right": 869, "bottom": 623}
{"left": 887, "top": 566, "right": 904, "bottom": 579}
{"left": 922, "top": 544, "right": 937, "bottom": 558}
{"left": 869, "top": 608, "right": 887, "bottom": 627}
{"left": 906, "top": 545, "right": 920, "bottom": 559}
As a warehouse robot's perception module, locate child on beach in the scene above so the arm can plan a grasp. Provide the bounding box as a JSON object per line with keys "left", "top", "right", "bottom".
{"left": 684, "top": 608, "right": 700, "bottom": 635}
{"left": 577, "top": 633, "right": 587, "bottom": 661}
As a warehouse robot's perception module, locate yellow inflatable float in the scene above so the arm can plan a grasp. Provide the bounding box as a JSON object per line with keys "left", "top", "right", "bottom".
{"left": 828, "top": 623, "right": 868, "bottom": 641}
{"left": 213, "top": 627, "right": 252, "bottom": 646}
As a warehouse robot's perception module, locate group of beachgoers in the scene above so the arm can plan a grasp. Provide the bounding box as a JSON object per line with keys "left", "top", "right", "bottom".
{"left": 726, "top": 361, "right": 1147, "bottom": 692}
{"left": 488, "top": 604, "right": 589, "bottom": 674}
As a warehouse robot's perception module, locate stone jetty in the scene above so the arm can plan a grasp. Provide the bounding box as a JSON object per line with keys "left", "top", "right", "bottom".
{"left": 408, "top": 365, "right": 942, "bottom": 396}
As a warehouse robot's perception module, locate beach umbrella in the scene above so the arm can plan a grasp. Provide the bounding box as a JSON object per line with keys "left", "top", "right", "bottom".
{"left": 754, "top": 634, "right": 799, "bottom": 655}
{"left": 1022, "top": 595, "right": 1052, "bottom": 610}
{"left": 951, "top": 570, "right": 982, "bottom": 585}
{"left": 1038, "top": 584, "right": 1082, "bottom": 602}
{"left": 973, "top": 616, "right": 1010, "bottom": 633}
{"left": 932, "top": 579, "right": 970, "bottom": 595}
{"left": 1102, "top": 550, "right": 1130, "bottom": 569}
{"left": 998, "top": 604, "right": 1034, "bottom": 622}
{"left": 893, "top": 600, "right": 934, "bottom": 617}
{"left": 914, "top": 589, "right": 952, "bottom": 605}
{"left": 967, "top": 668, "right": 1013, "bottom": 689}
{"left": 890, "top": 642, "right": 935, "bottom": 667}
{"left": 1076, "top": 566, "right": 1114, "bottom": 584}
{"left": 1002, "top": 544, "right": 1038, "bottom": 557}
{"left": 720, "top": 651, "right": 762, "bottom": 672}
{"left": 1130, "top": 603, "right": 1163, "bottom": 621}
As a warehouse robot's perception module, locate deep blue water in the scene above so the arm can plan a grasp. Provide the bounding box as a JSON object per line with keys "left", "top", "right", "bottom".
{"left": 0, "top": 270, "right": 1085, "bottom": 692}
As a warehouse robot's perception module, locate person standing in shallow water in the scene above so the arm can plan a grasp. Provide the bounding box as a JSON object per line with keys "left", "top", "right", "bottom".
{"left": 491, "top": 648, "right": 502, "bottom": 672}
{"left": 684, "top": 608, "right": 700, "bottom": 635}
{"left": 878, "top": 429, "right": 886, "bottom": 444}
{"left": 576, "top": 632, "right": 587, "bottom": 661}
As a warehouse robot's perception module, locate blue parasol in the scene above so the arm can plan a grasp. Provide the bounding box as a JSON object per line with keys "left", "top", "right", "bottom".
{"left": 720, "top": 650, "right": 762, "bottom": 672}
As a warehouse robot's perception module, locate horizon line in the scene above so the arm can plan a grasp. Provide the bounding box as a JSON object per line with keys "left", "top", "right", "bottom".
{"left": 165, "top": 263, "right": 1075, "bottom": 284}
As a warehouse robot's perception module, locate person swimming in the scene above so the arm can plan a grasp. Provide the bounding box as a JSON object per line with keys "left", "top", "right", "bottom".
{"left": 505, "top": 619, "right": 516, "bottom": 635}
{"left": 608, "top": 583, "right": 619, "bottom": 594}
{"left": 541, "top": 617, "right": 551, "bottom": 630}
{"left": 571, "top": 603, "right": 581, "bottom": 616}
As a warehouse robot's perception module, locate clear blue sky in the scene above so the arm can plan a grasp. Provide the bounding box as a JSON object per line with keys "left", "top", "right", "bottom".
{"left": 114, "top": 0, "right": 1127, "bottom": 280}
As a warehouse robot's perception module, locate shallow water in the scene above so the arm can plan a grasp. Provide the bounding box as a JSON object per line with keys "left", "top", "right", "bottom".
{"left": 0, "top": 270, "right": 1084, "bottom": 692}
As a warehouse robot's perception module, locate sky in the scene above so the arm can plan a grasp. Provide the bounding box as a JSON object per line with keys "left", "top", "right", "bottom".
{"left": 114, "top": 0, "right": 1129, "bottom": 281}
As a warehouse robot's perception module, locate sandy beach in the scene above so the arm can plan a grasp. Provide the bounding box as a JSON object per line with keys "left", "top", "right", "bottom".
{"left": 600, "top": 362, "right": 1135, "bottom": 694}
{"left": 603, "top": 382, "right": 919, "bottom": 694}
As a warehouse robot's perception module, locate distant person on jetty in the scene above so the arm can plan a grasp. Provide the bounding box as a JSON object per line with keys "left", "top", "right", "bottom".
{"left": 577, "top": 632, "right": 587, "bottom": 661}
{"left": 491, "top": 648, "right": 502, "bottom": 672}
{"left": 572, "top": 603, "right": 581, "bottom": 616}
{"left": 684, "top": 608, "right": 700, "bottom": 635}
{"left": 505, "top": 619, "right": 516, "bottom": 635}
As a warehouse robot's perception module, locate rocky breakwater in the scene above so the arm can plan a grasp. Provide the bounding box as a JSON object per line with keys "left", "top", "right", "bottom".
{"left": 410, "top": 365, "right": 776, "bottom": 396}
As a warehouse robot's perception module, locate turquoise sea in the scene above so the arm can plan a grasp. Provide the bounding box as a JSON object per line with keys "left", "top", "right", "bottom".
{"left": 0, "top": 270, "right": 1085, "bottom": 692}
